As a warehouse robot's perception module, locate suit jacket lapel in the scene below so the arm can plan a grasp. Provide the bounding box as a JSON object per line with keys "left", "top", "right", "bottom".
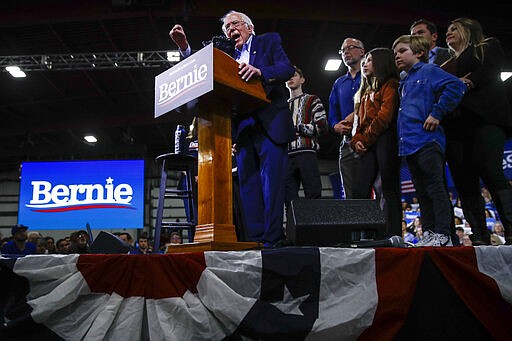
{"left": 249, "top": 35, "right": 258, "bottom": 65}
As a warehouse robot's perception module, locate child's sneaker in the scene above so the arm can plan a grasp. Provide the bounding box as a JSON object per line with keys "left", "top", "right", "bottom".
{"left": 416, "top": 230, "right": 452, "bottom": 247}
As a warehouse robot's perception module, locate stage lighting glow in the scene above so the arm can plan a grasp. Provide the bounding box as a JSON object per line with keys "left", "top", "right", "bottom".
{"left": 324, "top": 59, "right": 342, "bottom": 71}
{"left": 501, "top": 72, "right": 512, "bottom": 82}
{"left": 84, "top": 135, "right": 98, "bottom": 143}
{"left": 5, "top": 66, "right": 26, "bottom": 78}
{"left": 167, "top": 51, "right": 181, "bottom": 62}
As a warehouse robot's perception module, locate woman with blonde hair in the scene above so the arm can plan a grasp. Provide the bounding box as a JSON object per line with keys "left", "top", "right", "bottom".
{"left": 441, "top": 18, "right": 512, "bottom": 245}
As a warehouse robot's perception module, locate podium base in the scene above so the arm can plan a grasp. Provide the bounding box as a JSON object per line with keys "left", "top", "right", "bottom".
{"left": 166, "top": 241, "right": 260, "bottom": 253}
{"left": 193, "top": 223, "right": 239, "bottom": 243}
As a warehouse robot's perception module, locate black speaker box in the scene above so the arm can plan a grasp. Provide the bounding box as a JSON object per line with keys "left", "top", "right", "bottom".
{"left": 286, "top": 199, "right": 387, "bottom": 246}
{"left": 90, "top": 231, "right": 131, "bottom": 254}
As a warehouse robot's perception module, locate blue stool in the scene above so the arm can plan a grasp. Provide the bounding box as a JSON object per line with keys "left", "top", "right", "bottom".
{"left": 153, "top": 153, "right": 197, "bottom": 251}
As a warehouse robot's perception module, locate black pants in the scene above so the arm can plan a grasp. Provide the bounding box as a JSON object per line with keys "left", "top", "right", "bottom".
{"left": 445, "top": 119, "right": 510, "bottom": 197}
{"left": 351, "top": 128, "right": 402, "bottom": 237}
{"left": 285, "top": 151, "right": 322, "bottom": 212}
{"left": 406, "top": 142, "right": 453, "bottom": 235}
{"left": 444, "top": 116, "right": 512, "bottom": 236}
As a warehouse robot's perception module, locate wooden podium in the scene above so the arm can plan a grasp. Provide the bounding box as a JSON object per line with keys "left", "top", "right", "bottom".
{"left": 164, "top": 47, "right": 270, "bottom": 252}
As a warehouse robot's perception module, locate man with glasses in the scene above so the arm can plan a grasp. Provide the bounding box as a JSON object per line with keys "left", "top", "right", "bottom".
{"left": 169, "top": 11, "right": 294, "bottom": 247}
{"left": 68, "top": 230, "right": 90, "bottom": 254}
{"left": 328, "top": 38, "right": 365, "bottom": 199}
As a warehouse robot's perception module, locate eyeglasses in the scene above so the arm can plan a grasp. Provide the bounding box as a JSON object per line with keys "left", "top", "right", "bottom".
{"left": 339, "top": 45, "right": 363, "bottom": 55}
{"left": 223, "top": 20, "right": 246, "bottom": 32}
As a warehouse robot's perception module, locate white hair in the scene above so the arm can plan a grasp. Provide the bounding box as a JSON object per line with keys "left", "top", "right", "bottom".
{"left": 220, "top": 10, "right": 255, "bottom": 35}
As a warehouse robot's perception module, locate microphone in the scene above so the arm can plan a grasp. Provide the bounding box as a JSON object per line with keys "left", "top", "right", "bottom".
{"left": 341, "top": 235, "right": 405, "bottom": 248}
{"left": 202, "top": 35, "right": 235, "bottom": 57}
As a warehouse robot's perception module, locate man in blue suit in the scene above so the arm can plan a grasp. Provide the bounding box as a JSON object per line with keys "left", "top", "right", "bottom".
{"left": 170, "top": 10, "right": 295, "bottom": 246}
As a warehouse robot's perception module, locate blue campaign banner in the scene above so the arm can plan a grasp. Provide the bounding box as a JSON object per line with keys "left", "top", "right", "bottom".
{"left": 18, "top": 160, "right": 145, "bottom": 230}
{"left": 503, "top": 139, "right": 512, "bottom": 180}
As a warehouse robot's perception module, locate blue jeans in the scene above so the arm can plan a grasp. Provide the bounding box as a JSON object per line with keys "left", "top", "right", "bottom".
{"left": 406, "top": 143, "right": 452, "bottom": 235}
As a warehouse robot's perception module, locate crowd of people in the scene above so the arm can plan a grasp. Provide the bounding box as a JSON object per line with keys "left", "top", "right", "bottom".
{"left": 323, "top": 16, "right": 509, "bottom": 247}
{"left": 2, "top": 12, "right": 511, "bottom": 252}
{"left": 311, "top": 16, "right": 510, "bottom": 247}
{"left": 166, "top": 12, "right": 509, "bottom": 248}
{"left": 95, "top": 13, "right": 512, "bottom": 249}
{"left": 0, "top": 226, "right": 186, "bottom": 256}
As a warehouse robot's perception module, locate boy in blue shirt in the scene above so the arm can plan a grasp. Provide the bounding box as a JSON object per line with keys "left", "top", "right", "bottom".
{"left": 392, "top": 35, "right": 466, "bottom": 247}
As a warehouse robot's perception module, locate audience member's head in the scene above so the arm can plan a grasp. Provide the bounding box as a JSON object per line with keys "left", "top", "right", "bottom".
{"left": 119, "top": 232, "right": 134, "bottom": 246}
{"left": 56, "top": 238, "right": 71, "bottom": 254}
{"left": 137, "top": 233, "right": 151, "bottom": 252}
{"left": 27, "top": 231, "right": 42, "bottom": 244}
{"left": 169, "top": 231, "right": 182, "bottom": 245}
{"left": 11, "top": 224, "right": 29, "bottom": 242}
{"left": 68, "top": 230, "right": 90, "bottom": 254}
{"left": 461, "top": 233, "right": 473, "bottom": 247}
{"left": 35, "top": 238, "right": 48, "bottom": 254}
{"left": 45, "top": 236, "right": 56, "bottom": 254}
{"left": 455, "top": 226, "right": 465, "bottom": 241}
{"left": 413, "top": 217, "right": 422, "bottom": 228}
{"left": 401, "top": 220, "right": 408, "bottom": 231}
{"left": 493, "top": 221, "right": 505, "bottom": 236}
